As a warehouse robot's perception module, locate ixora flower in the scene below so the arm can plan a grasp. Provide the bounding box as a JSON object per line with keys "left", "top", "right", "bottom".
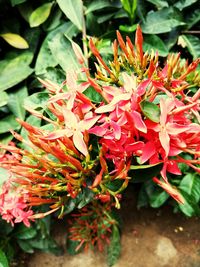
{"left": 0, "top": 25, "right": 200, "bottom": 262}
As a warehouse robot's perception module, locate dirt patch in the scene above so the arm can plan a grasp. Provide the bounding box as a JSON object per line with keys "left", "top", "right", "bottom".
{"left": 28, "top": 187, "right": 200, "bottom": 267}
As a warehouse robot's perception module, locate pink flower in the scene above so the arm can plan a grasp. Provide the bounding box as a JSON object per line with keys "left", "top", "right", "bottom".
{"left": 0, "top": 178, "right": 33, "bottom": 227}
{"left": 147, "top": 98, "right": 190, "bottom": 157}
{"left": 41, "top": 108, "right": 100, "bottom": 156}
{"left": 48, "top": 71, "right": 89, "bottom": 110}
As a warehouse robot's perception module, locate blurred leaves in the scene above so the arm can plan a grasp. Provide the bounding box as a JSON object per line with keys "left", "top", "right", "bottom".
{"left": 0, "top": 249, "right": 9, "bottom": 267}
{"left": 0, "top": 52, "right": 33, "bottom": 91}
{"left": 141, "top": 7, "right": 185, "bottom": 34}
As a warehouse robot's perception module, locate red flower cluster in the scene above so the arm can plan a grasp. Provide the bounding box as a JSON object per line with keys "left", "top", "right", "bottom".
{"left": 0, "top": 25, "right": 199, "bottom": 228}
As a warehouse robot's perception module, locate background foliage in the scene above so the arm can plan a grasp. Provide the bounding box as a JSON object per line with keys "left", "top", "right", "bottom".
{"left": 0, "top": 0, "right": 200, "bottom": 266}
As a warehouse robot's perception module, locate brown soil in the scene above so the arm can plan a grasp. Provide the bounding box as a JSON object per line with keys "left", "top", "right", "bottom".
{"left": 28, "top": 188, "right": 200, "bottom": 267}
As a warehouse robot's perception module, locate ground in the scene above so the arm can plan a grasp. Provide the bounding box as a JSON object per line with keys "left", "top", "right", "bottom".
{"left": 26, "top": 187, "right": 200, "bottom": 267}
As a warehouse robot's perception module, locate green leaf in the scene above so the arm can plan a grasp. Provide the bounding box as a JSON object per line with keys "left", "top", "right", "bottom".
{"left": 0, "top": 33, "right": 29, "bottom": 49}
{"left": 121, "top": 0, "right": 137, "bottom": 22}
{"left": 130, "top": 163, "right": 163, "bottom": 183}
{"left": 186, "top": 8, "right": 200, "bottom": 29}
{"left": 56, "top": 0, "right": 83, "bottom": 31}
{"left": 85, "top": 0, "right": 113, "bottom": 14}
{"left": 24, "top": 92, "right": 49, "bottom": 110}
{"left": 141, "top": 7, "right": 185, "bottom": 34}
{"left": 140, "top": 100, "right": 160, "bottom": 123}
{"left": 146, "top": 0, "right": 168, "bottom": 9}
{"left": 29, "top": 3, "right": 53, "bottom": 28}
{"left": 43, "top": 67, "right": 66, "bottom": 84}
{"left": 149, "top": 191, "right": 169, "bottom": 208}
{"left": 0, "top": 92, "right": 8, "bottom": 107}
{"left": 35, "top": 22, "right": 78, "bottom": 75}
{"left": 178, "top": 35, "right": 200, "bottom": 59}
{"left": 0, "top": 52, "right": 33, "bottom": 91}
{"left": 13, "top": 224, "right": 37, "bottom": 239}
{"left": 137, "top": 184, "right": 149, "bottom": 209}
{"left": 43, "top": 8, "right": 62, "bottom": 31}
{"left": 17, "top": 240, "right": 34, "bottom": 253}
{"left": 7, "top": 85, "right": 28, "bottom": 120}
{"left": 119, "top": 24, "right": 137, "bottom": 33}
{"left": 144, "top": 34, "right": 169, "bottom": 57}
{"left": 84, "top": 86, "right": 103, "bottom": 103}
{"left": 10, "top": 0, "right": 26, "bottom": 6}
{"left": 0, "top": 249, "right": 9, "bottom": 267}
{"left": 67, "top": 239, "right": 81, "bottom": 255}
{"left": 178, "top": 191, "right": 200, "bottom": 217}
{"left": 97, "top": 13, "right": 115, "bottom": 23}
{"left": 48, "top": 34, "right": 80, "bottom": 73}
{"left": 0, "top": 115, "right": 20, "bottom": 134}
{"left": 179, "top": 173, "right": 200, "bottom": 203}
{"left": 107, "top": 225, "right": 121, "bottom": 267}
{"left": 18, "top": 2, "right": 33, "bottom": 22}
{"left": 105, "top": 179, "right": 124, "bottom": 192}
{"left": 77, "top": 188, "right": 94, "bottom": 209}
{"left": 175, "top": 0, "right": 198, "bottom": 11}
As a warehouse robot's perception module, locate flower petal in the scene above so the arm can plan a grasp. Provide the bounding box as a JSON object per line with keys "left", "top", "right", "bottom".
{"left": 131, "top": 111, "right": 147, "bottom": 133}
{"left": 159, "top": 129, "right": 170, "bottom": 156}
{"left": 73, "top": 131, "right": 88, "bottom": 156}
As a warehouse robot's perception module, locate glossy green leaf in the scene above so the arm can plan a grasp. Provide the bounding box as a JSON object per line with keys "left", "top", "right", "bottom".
{"left": 146, "top": 0, "right": 168, "bottom": 9}
{"left": 35, "top": 22, "right": 78, "bottom": 74}
{"left": 0, "top": 249, "right": 9, "bottom": 267}
{"left": 14, "top": 224, "right": 37, "bottom": 240}
{"left": 141, "top": 8, "right": 185, "bottom": 34}
{"left": 105, "top": 179, "right": 124, "bottom": 192}
{"left": 178, "top": 191, "right": 200, "bottom": 217}
{"left": 130, "top": 163, "right": 163, "bottom": 183}
{"left": 7, "top": 85, "right": 28, "bottom": 120}
{"left": 150, "top": 191, "right": 169, "bottom": 208}
{"left": 43, "top": 8, "right": 62, "bottom": 31}
{"left": 48, "top": 34, "right": 80, "bottom": 72}
{"left": 0, "top": 52, "right": 33, "bottom": 91}
{"left": 107, "top": 225, "right": 121, "bottom": 267}
{"left": 97, "top": 13, "right": 115, "bottom": 23}
{"left": 56, "top": 0, "right": 83, "bottom": 31}
{"left": 77, "top": 188, "right": 94, "bottom": 209}
{"left": 24, "top": 92, "right": 49, "bottom": 110}
{"left": 0, "top": 115, "right": 20, "bottom": 134}
{"left": 179, "top": 173, "right": 200, "bottom": 203}
{"left": 0, "top": 33, "right": 29, "bottom": 49}
{"left": 140, "top": 100, "right": 160, "bottom": 123}
{"left": 178, "top": 35, "right": 200, "bottom": 59}
{"left": 29, "top": 3, "right": 53, "bottom": 28}
{"left": 84, "top": 86, "right": 103, "bottom": 103}
{"left": 186, "top": 8, "right": 200, "bottom": 29}
{"left": 144, "top": 34, "right": 169, "bottom": 57}
{"left": 175, "top": 0, "right": 198, "bottom": 11}
{"left": 85, "top": 0, "right": 113, "bottom": 14}
{"left": 43, "top": 67, "right": 66, "bottom": 84}
{"left": 17, "top": 240, "right": 34, "bottom": 253}
{"left": 0, "top": 92, "right": 8, "bottom": 107}
{"left": 121, "top": 0, "right": 137, "bottom": 22}
{"left": 119, "top": 24, "right": 137, "bottom": 33}
{"left": 10, "top": 0, "right": 26, "bottom": 6}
